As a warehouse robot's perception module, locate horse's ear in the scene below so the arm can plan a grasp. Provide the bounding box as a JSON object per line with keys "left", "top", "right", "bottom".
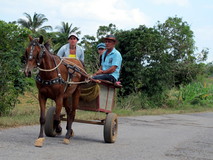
{"left": 29, "top": 35, "right": 33, "bottom": 41}
{"left": 44, "top": 41, "right": 51, "bottom": 51}
{"left": 39, "top": 36, "right": 44, "bottom": 44}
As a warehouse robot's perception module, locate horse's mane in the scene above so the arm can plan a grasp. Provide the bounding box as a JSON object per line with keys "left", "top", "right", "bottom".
{"left": 44, "top": 41, "right": 59, "bottom": 57}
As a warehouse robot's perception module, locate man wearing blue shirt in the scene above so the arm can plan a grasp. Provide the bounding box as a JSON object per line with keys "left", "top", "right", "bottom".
{"left": 93, "top": 35, "right": 122, "bottom": 83}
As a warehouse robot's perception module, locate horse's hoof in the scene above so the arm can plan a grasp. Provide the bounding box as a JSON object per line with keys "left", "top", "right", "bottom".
{"left": 34, "top": 138, "right": 45, "bottom": 147}
{"left": 63, "top": 138, "right": 70, "bottom": 144}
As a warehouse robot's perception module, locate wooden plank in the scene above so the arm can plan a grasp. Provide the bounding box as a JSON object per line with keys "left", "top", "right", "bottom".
{"left": 61, "top": 117, "right": 105, "bottom": 125}
{"left": 74, "top": 119, "right": 104, "bottom": 125}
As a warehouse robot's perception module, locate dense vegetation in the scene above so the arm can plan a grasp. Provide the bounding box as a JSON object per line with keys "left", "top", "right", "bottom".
{"left": 0, "top": 13, "right": 212, "bottom": 116}
{"left": 0, "top": 21, "right": 31, "bottom": 115}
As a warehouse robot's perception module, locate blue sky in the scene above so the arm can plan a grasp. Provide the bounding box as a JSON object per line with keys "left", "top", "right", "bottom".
{"left": 0, "top": 0, "right": 212, "bottom": 62}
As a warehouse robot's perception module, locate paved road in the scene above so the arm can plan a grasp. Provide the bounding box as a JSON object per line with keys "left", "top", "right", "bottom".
{"left": 0, "top": 112, "right": 213, "bottom": 160}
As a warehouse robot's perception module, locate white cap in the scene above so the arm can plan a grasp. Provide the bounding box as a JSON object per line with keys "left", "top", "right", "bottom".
{"left": 68, "top": 32, "right": 79, "bottom": 41}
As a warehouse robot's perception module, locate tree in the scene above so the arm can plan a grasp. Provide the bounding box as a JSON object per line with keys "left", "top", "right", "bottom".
{"left": 81, "top": 35, "right": 98, "bottom": 73}
{"left": 155, "top": 16, "right": 196, "bottom": 62}
{"left": 155, "top": 16, "right": 205, "bottom": 85}
{"left": 116, "top": 25, "right": 168, "bottom": 97}
{"left": 96, "top": 23, "right": 118, "bottom": 39}
{"left": 0, "top": 20, "right": 31, "bottom": 115}
{"left": 56, "top": 22, "right": 80, "bottom": 36}
{"left": 17, "top": 12, "right": 52, "bottom": 33}
{"left": 115, "top": 16, "right": 206, "bottom": 108}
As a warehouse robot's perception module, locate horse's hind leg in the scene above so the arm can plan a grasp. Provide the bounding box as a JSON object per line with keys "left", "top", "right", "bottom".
{"left": 63, "top": 87, "right": 80, "bottom": 144}
{"left": 63, "top": 97, "right": 73, "bottom": 144}
{"left": 54, "top": 97, "right": 63, "bottom": 134}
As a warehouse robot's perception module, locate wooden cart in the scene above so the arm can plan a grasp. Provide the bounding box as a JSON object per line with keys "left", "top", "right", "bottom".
{"left": 44, "top": 80, "right": 121, "bottom": 143}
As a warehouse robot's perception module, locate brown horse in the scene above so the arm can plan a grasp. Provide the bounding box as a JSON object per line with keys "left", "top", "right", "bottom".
{"left": 24, "top": 35, "right": 87, "bottom": 147}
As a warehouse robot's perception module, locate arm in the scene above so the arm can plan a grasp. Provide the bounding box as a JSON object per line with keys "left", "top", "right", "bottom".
{"left": 80, "top": 49, "right": 84, "bottom": 62}
{"left": 76, "top": 45, "right": 84, "bottom": 62}
{"left": 94, "top": 66, "right": 117, "bottom": 75}
{"left": 93, "top": 66, "right": 102, "bottom": 76}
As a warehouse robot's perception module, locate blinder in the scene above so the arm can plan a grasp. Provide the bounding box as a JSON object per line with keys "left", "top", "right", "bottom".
{"left": 27, "top": 39, "right": 46, "bottom": 66}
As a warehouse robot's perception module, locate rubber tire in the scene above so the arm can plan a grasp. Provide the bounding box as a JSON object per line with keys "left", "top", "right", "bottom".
{"left": 44, "top": 106, "right": 57, "bottom": 137}
{"left": 104, "top": 113, "right": 118, "bottom": 143}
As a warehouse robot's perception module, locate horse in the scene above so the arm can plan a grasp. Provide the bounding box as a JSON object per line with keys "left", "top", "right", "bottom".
{"left": 24, "top": 35, "right": 88, "bottom": 147}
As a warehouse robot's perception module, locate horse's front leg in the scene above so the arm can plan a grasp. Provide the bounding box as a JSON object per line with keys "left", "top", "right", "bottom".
{"left": 64, "top": 87, "right": 80, "bottom": 144}
{"left": 34, "top": 94, "right": 46, "bottom": 147}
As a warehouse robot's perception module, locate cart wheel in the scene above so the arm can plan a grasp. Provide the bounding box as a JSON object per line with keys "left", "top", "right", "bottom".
{"left": 45, "top": 106, "right": 57, "bottom": 137}
{"left": 104, "top": 113, "right": 118, "bottom": 143}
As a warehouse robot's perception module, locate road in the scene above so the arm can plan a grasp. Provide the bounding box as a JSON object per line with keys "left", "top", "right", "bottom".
{"left": 0, "top": 112, "right": 213, "bottom": 160}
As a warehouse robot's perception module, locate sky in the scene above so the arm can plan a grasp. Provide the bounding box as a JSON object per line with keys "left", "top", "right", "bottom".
{"left": 0, "top": 0, "right": 213, "bottom": 63}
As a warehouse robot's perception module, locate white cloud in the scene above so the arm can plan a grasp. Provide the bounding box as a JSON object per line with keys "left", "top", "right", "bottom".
{"left": 151, "top": 0, "right": 190, "bottom": 7}
{"left": 1, "top": 0, "right": 150, "bottom": 36}
{"left": 37, "top": 0, "right": 150, "bottom": 35}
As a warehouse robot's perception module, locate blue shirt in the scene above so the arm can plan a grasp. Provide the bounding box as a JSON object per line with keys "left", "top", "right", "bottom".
{"left": 57, "top": 43, "right": 84, "bottom": 62}
{"left": 101, "top": 48, "right": 122, "bottom": 81}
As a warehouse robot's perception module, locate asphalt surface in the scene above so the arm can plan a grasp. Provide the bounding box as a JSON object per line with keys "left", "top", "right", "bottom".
{"left": 0, "top": 112, "right": 213, "bottom": 160}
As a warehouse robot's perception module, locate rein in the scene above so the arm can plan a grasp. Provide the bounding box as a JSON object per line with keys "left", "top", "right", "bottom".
{"left": 37, "top": 58, "right": 63, "bottom": 72}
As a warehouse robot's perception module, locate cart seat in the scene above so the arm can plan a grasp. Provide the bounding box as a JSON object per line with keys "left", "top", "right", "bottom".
{"left": 78, "top": 80, "right": 121, "bottom": 112}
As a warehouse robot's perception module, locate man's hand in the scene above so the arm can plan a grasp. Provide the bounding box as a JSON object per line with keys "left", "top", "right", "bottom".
{"left": 94, "top": 69, "right": 103, "bottom": 75}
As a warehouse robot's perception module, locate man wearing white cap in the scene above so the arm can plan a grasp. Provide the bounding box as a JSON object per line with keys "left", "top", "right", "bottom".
{"left": 57, "top": 32, "right": 84, "bottom": 63}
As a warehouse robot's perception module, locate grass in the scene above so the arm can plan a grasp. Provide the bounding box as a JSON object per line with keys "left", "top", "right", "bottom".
{"left": 0, "top": 77, "right": 213, "bottom": 129}
{"left": 0, "top": 90, "right": 108, "bottom": 129}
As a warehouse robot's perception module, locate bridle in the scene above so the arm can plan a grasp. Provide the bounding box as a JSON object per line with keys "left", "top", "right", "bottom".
{"left": 27, "top": 39, "right": 46, "bottom": 66}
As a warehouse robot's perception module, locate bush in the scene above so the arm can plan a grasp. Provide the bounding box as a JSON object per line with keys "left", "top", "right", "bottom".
{"left": 117, "top": 91, "right": 170, "bottom": 110}
{"left": 179, "top": 81, "right": 213, "bottom": 105}
{"left": 0, "top": 21, "right": 31, "bottom": 115}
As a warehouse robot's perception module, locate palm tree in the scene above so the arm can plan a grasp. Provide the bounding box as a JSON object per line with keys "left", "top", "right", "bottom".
{"left": 55, "top": 22, "right": 81, "bottom": 37}
{"left": 17, "top": 12, "right": 52, "bottom": 33}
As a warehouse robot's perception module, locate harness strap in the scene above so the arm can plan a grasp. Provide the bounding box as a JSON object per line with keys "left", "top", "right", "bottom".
{"left": 36, "top": 75, "right": 66, "bottom": 85}
{"left": 36, "top": 74, "right": 90, "bottom": 85}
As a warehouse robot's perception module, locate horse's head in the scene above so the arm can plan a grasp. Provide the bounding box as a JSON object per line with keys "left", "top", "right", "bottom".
{"left": 24, "top": 35, "right": 45, "bottom": 77}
